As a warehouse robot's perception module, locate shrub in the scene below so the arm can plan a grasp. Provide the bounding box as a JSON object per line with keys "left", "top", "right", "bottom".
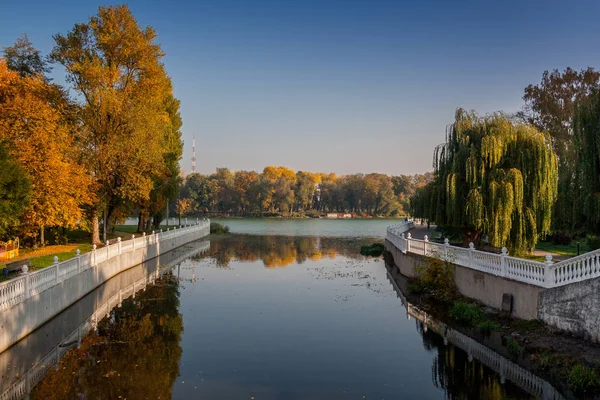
{"left": 538, "top": 351, "right": 559, "bottom": 369}
{"left": 568, "top": 364, "right": 600, "bottom": 392}
{"left": 587, "top": 236, "right": 600, "bottom": 251}
{"left": 210, "top": 222, "right": 230, "bottom": 234}
{"left": 360, "top": 243, "right": 384, "bottom": 257}
{"left": 414, "top": 257, "right": 457, "bottom": 300}
{"left": 552, "top": 231, "right": 573, "bottom": 245}
{"left": 506, "top": 337, "right": 523, "bottom": 357}
{"left": 450, "top": 302, "right": 485, "bottom": 326}
{"left": 407, "top": 281, "right": 425, "bottom": 294}
{"left": 477, "top": 320, "right": 501, "bottom": 334}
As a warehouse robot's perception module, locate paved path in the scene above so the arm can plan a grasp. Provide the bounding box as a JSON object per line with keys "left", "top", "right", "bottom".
{"left": 407, "top": 223, "right": 437, "bottom": 240}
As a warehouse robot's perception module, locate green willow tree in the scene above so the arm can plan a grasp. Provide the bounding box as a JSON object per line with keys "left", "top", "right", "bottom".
{"left": 413, "top": 109, "right": 558, "bottom": 253}
{"left": 573, "top": 89, "right": 600, "bottom": 233}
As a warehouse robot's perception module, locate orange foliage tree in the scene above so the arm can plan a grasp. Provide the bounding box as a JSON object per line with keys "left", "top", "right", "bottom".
{"left": 0, "top": 59, "right": 91, "bottom": 243}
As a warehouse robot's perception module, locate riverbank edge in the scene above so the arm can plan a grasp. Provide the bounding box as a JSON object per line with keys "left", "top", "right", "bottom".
{"left": 0, "top": 224, "right": 210, "bottom": 353}
{"left": 382, "top": 248, "right": 600, "bottom": 399}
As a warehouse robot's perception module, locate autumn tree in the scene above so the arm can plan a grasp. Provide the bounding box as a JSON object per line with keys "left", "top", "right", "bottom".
{"left": 572, "top": 89, "right": 600, "bottom": 233}
{"left": 412, "top": 109, "right": 558, "bottom": 253}
{"left": 519, "top": 67, "right": 600, "bottom": 231}
{"left": 51, "top": 5, "right": 178, "bottom": 244}
{"left": 175, "top": 198, "right": 192, "bottom": 226}
{"left": 2, "top": 34, "right": 51, "bottom": 77}
{"left": 0, "top": 59, "right": 91, "bottom": 244}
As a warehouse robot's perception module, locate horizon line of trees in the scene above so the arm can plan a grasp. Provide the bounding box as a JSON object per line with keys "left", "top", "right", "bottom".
{"left": 175, "top": 167, "right": 433, "bottom": 218}
{"left": 0, "top": 5, "right": 183, "bottom": 246}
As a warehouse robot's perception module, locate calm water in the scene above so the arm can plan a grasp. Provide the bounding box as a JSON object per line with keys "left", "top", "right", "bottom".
{"left": 6, "top": 221, "right": 558, "bottom": 399}
{"left": 125, "top": 217, "right": 404, "bottom": 238}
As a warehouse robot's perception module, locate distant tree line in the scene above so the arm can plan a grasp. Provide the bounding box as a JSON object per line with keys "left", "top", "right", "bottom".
{"left": 177, "top": 167, "right": 432, "bottom": 218}
{"left": 0, "top": 6, "right": 183, "bottom": 245}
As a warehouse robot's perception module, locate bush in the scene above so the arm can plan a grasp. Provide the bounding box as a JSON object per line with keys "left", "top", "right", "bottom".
{"left": 506, "top": 337, "right": 523, "bottom": 357}
{"left": 415, "top": 258, "right": 457, "bottom": 300}
{"left": 360, "top": 243, "right": 384, "bottom": 257}
{"left": 477, "top": 320, "right": 501, "bottom": 334}
{"left": 450, "top": 302, "right": 485, "bottom": 326}
{"left": 568, "top": 364, "right": 600, "bottom": 392}
{"left": 210, "top": 222, "right": 230, "bottom": 234}
{"left": 587, "top": 236, "right": 600, "bottom": 251}
{"left": 552, "top": 231, "right": 573, "bottom": 245}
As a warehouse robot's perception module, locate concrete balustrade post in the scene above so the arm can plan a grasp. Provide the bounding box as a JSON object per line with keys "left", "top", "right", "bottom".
{"left": 468, "top": 242, "right": 474, "bottom": 268}
{"left": 23, "top": 271, "right": 30, "bottom": 300}
{"left": 444, "top": 238, "right": 449, "bottom": 261}
{"left": 54, "top": 256, "right": 60, "bottom": 284}
{"left": 117, "top": 237, "right": 122, "bottom": 254}
{"left": 424, "top": 235, "right": 429, "bottom": 255}
{"left": 132, "top": 234, "right": 135, "bottom": 250}
{"left": 76, "top": 249, "right": 81, "bottom": 273}
{"left": 406, "top": 233, "right": 412, "bottom": 253}
{"left": 544, "top": 254, "right": 554, "bottom": 287}
{"left": 92, "top": 244, "right": 97, "bottom": 266}
{"left": 500, "top": 247, "right": 508, "bottom": 277}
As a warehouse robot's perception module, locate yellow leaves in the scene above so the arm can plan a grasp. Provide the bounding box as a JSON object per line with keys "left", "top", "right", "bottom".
{"left": 0, "top": 59, "right": 92, "bottom": 235}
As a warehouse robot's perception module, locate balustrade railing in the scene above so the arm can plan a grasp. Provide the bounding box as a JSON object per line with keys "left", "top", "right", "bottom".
{"left": 0, "top": 241, "right": 210, "bottom": 400}
{"left": 386, "top": 223, "right": 600, "bottom": 289}
{"left": 0, "top": 220, "right": 210, "bottom": 311}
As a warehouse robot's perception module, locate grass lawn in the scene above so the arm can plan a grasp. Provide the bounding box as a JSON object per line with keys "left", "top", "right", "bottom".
{"left": 535, "top": 240, "right": 590, "bottom": 257}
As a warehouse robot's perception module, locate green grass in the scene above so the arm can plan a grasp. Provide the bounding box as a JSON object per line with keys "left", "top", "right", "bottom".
{"left": 113, "top": 224, "right": 139, "bottom": 233}
{"left": 29, "top": 244, "right": 93, "bottom": 270}
{"left": 568, "top": 364, "right": 600, "bottom": 392}
{"left": 535, "top": 240, "right": 590, "bottom": 257}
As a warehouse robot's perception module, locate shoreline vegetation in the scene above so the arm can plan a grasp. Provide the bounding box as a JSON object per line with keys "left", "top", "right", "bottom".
{"left": 384, "top": 250, "right": 600, "bottom": 399}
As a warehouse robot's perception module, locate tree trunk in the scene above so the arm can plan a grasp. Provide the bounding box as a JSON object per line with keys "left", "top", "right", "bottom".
{"left": 137, "top": 209, "right": 144, "bottom": 233}
{"left": 91, "top": 209, "right": 101, "bottom": 245}
{"left": 40, "top": 225, "right": 45, "bottom": 247}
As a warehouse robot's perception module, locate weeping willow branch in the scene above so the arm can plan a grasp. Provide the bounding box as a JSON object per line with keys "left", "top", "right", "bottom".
{"left": 412, "top": 108, "right": 558, "bottom": 253}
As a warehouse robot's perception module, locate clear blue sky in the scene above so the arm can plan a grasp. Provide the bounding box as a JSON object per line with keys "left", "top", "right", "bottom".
{"left": 2, "top": 0, "right": 599, "bottom": 175}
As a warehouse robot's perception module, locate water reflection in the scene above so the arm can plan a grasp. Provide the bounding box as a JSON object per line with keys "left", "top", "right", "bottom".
{"left": 31, "top": 273, "right": 183, "bottom": 400}
{"left": 386, "top": 266, "right": 564, "bottom": 400}
{"left": 4, "top": 235, "right": 570, "bottom": 400}
{"left": 200, "top": 234, "right": 373, "bottom": 268}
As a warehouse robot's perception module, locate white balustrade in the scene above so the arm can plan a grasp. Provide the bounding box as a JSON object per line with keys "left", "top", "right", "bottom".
{"left": 0, "top": 239, "right": 211, "bottom": 400}
{"left": 385, "top": 222, "right": 600, "bottom": 289}
{"left": 0, "top": 221, "right": 210, "bottom": 311}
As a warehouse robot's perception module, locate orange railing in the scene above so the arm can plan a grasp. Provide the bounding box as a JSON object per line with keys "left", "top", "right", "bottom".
{"left": 0, "top": 238, "right": 19, "bottom": 261}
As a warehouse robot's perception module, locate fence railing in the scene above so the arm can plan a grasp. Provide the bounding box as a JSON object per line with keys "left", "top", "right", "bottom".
{"left": 386, "top": 225, "right": 600, "bottom": 289}
{"left": 0, "top": 240, "right": 210, "bottom": 400}
{"left": 0, "top": 220, "right": 210, "bottom": 311}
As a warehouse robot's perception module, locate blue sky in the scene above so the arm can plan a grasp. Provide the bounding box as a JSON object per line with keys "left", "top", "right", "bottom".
{"left": 2, "top": 0, "right": 599, "bottom": 175}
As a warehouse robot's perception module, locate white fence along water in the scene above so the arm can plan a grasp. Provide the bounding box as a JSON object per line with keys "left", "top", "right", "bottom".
{"left": 386, "top": 223, "right": 600, "bottom": 288}
{"left": 0, "top": 241, "right": 210, "bottom": 400}
{"left": 0, "top": 220, "right": 210, "bottom": 311}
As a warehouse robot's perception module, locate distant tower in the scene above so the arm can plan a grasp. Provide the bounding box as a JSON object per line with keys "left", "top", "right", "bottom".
{"left": 191, "top": 136, "right": 196, "bottom": 173}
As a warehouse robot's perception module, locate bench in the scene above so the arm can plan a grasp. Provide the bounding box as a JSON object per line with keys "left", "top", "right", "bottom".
{"left": 3, "top": 259, "right": 31, "bottom": 274}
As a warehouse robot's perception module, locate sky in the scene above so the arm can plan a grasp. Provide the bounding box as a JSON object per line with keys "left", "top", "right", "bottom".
{"left": 1, "top": 0, "right": 600, "bottom": 176}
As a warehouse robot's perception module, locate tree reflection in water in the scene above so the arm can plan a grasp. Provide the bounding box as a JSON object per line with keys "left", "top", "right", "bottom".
{"left": 31, "top": 273, "right": 183, "bottom": 400}
{"left": 195, "top": 234, "right": 374, "bottom": 268}
{"left": 416, "top": 322, "right": 536, "bottom": 400}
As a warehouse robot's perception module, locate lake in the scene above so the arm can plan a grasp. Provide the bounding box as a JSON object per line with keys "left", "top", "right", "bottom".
{"left": 125, "top": 217, "right": 405, "bottom": 238}
{"left": 5, "top": 220, "right": 558, "bottom": 399}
